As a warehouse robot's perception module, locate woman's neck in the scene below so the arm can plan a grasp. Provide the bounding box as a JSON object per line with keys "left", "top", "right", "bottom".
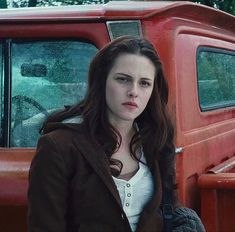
{"left": 111, "top": 121, "right": 135, "bottom": 142}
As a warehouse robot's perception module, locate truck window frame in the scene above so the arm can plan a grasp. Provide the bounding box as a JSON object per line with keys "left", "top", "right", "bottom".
{"left": 196, "top": 46, "right": 235, "bottom": 112}
{"left": 1, "top": 38, "right": 98, "bottom": 148}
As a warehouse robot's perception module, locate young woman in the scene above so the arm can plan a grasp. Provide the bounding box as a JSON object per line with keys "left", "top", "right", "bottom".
{"left": 28, "top": 36, "right": 205, "bottom": 232}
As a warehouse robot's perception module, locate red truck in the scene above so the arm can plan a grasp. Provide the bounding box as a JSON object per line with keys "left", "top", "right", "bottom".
{"left": 0, "top": 1, "right": 234, "bottom": 231}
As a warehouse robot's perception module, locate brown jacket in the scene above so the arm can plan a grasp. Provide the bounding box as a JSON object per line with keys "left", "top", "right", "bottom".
{"left": 28, "top": 122, "right": 205, "bottom": 232}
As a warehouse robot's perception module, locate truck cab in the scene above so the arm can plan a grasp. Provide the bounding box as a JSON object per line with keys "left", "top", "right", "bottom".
{"left": 0, "top": 1, "right": 234, "bottom": 231}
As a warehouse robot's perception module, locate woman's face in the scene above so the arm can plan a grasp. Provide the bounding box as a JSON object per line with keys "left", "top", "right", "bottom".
{"left": 105, "top": 53, "right": 155, "bottom": 126}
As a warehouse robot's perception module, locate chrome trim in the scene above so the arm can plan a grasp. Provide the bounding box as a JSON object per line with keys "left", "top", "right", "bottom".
{"left": 175, "top": 147, "right": 184, "bottom": 154}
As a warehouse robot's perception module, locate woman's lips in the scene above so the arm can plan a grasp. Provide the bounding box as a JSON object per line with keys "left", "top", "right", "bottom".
{"left": 122, "top": 102, "right": 138, "bottom": 109}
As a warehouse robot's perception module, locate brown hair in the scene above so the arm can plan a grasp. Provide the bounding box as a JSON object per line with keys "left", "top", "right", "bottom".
{"left": 43, "top": 36, "right": 176, "bottom": 190}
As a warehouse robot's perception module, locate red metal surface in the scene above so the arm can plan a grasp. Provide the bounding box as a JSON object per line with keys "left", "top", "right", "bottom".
{"left": 143, "top": 4, "right": 235, "bottom": 212}
{"left": 0, "top": 149, "right": 34, "bottom": 205}
{"left": 198, "top": 156, "right": 235, "bottom": 232}
{"left": 0, "top": 22, "right": 109, "bottom": 49}
{"left": 173, "top": 29, "right": 235, "bottom": 210}
{"left": 0, "top": 149, "right": 34, "bottom": 232}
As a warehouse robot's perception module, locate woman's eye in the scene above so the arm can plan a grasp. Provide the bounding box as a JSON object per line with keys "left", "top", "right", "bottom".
{"left": 140, "top": 80, "right": 151, "bottom": 87}
{"left": 116, "top": 77, "right": 129, "bottom": 83}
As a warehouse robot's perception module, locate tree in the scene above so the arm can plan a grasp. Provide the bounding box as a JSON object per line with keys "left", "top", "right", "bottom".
{"left": 0, "top": 0, "right": 7, "bottom": 8}
{"left": 192, "top": 0, "right": 235, "bottom": 15}
{"left": 28, "top": 0, "right": 38, "bottom": 7}
{"left": 214, "top": 0, "right": 235, "bottom": 15}
{"left": 199, "top": 0, "right": 214, "bottom": 7}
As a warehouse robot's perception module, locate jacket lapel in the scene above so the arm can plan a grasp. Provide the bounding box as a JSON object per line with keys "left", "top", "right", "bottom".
{"left": 44, "top": 122, "right": 123, "bottom": 209}
{"left": 71, "top": 134, "right": 123, "bottom": 209}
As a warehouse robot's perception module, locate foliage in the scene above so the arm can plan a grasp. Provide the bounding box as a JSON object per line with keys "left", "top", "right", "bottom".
{"left": 192, "top": 0, "right": 235, "bottom": 15}
{"left": 5, "top": 0, "right": 104, "bottom": 7}
{"left": 0, "top": 0, "right": 7, "bottom": 8}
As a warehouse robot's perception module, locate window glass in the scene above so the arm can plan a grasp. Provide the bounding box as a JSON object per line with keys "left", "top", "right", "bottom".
{"left": 11, "top": 41, "right": 97, "bottom": 147}
{"left": 0, "top": 44, "right": 3, "bottom": 145}
{"left": 107, "top": 21, "right": 142, "bottom": 40}
{"left": 197, "top": 48, "right": 235, "bottom": 111}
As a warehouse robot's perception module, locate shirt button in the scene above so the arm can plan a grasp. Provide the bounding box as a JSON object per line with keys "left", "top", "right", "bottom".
{"left": 126, "top": 183, "right": 130, "bottom": 187}
{"left": 121, "top": 213, "right": 124, "bottom": 219}
{"left": 127, "top": 193, "right": 131, "bottom": 197}
{"left": 125, "top": 203, "right": 129, "bottom": 207}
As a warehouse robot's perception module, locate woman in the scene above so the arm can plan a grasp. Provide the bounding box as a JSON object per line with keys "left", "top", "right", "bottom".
{"left": 28, "top": 36, "right": 205, "bottom": 232}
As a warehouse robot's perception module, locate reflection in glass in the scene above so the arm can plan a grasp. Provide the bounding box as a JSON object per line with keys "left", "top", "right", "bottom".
{"left": 11, "top": 41, "right": 98, "bottom": 147}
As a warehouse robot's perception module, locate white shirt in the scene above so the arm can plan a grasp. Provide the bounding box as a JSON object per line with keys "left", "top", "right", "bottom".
{"left": 112, "top": 154, "right": 154, "bottom": 232}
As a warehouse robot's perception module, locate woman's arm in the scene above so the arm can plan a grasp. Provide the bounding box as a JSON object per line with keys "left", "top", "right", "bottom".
{"left": 28, "top": 135, "right": 69, "bottom": 232}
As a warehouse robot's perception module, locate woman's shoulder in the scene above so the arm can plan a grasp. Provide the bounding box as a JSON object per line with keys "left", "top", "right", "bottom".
{"left": 40, "top": 118, "right": 89, "bottom": 150}
{"left": 43, "top": 116, "right": 84, "bottom": 137}
{"left": 35, "top": 120, "right": 92, "bottom": 169}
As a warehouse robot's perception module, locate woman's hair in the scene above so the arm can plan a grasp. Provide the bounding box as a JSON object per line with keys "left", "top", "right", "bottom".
{"left": 43, "top": 36, "right": 176, "bottom": 190}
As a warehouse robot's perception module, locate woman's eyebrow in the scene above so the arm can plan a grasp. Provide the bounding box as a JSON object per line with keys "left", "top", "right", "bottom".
{"left": 115, "top": 73, "right": 153, "bottom": 82}
{"left": 115, "top": 73, "right": 132, "bottom": 78}
{"left": 140, "top": 77, "right": 153, "bottom": 82}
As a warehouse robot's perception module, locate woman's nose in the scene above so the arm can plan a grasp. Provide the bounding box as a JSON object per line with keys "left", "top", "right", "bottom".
{"left": 127, "top": 84, "right": 138, "bottom": 98}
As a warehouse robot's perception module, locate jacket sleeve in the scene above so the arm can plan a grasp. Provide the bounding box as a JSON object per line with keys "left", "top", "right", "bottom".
{"left": 28, "top": 135, "right": 70, "bottom": 232}
{"left": 172, "top": 207, "right": 206, "bottom": 232}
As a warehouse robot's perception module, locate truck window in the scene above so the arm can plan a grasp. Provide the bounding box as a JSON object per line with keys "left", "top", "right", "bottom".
{"left": 11, "top": 40, "right": 98, "bottom": 147}
{"left": 197, "top": 47, "right": 235, "bottom": 111}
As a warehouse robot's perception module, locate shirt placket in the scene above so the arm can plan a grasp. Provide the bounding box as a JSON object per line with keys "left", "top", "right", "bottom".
{"left": 123, "top": 182, "right": 133, "bottom": 215}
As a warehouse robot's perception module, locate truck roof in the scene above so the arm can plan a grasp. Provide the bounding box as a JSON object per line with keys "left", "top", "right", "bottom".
{"left": 0, "top": 1, "right": 234, "bottom": 32}
{"left": 0, "top": 1, "right": 235, "bottom": 33}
